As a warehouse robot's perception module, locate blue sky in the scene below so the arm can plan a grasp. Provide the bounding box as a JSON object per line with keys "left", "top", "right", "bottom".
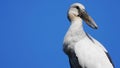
{"left": 0, "top": 0, "right": 120, "bottom": 68}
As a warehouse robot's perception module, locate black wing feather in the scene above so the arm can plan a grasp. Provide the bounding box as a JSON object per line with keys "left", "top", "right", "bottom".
{"left": 68, "top": 52, "right": 82, "bottom": 68}
{"left": 105, "top": 52, "right": 115, "bottom": 68}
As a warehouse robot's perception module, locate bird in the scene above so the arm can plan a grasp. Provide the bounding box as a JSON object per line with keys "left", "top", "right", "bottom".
{"left": 63, "top": 3, "right": 114, "bottom": 68}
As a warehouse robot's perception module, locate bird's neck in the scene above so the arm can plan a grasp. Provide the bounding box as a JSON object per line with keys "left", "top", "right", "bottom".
{"left": 63, "top": 19, "right": 86, "bottom": 53}
{"left": 64, "top": 19, "right": 86, "bottom": 45}
{"left": 68, "top": 19, "right": 86, "bottom": 39}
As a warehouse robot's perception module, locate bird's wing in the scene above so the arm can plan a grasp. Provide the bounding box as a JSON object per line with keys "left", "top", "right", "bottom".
{"left": 105, "top": 52, "right": 115, "bottom": 67}
{"left": 86, "top": 33, "right": 108, "bottom": 52}
{"left": 87, "top": 34, "right": 114, "bottom": 67}
{"left": 73, "top": 35, "right": 114, "bottom": 68}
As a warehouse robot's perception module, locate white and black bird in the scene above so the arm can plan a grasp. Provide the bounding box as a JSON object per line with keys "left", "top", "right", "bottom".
{"left": 63, "top": 3, "right": 114, "bottom": 68}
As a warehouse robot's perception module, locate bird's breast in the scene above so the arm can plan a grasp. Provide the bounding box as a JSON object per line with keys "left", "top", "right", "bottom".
{"left": 63, "top": 28, "right": 86, "bottom": 55}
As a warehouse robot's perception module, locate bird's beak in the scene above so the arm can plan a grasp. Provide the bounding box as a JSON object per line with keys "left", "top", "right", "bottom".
{"left": 80, "top": 10, "right": 98, "bottom": 29}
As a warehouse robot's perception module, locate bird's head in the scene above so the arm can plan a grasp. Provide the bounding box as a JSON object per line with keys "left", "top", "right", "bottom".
{"left": 68, "top": 3, "right": 98, "bottom": 29}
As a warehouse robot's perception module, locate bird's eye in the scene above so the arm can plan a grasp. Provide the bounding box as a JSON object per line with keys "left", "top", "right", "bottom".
{"left": 76, "top": 6, "right": 79, "bottom": 10}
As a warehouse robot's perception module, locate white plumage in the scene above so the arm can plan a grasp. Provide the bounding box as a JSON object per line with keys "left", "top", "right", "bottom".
{"left": 63, "top": 3, "right": 114, "bottom": 68}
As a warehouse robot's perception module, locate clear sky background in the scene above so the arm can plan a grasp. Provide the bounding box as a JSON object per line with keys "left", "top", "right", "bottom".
{"left": 0, "top": 0, "right": 120, "bottom": 68}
